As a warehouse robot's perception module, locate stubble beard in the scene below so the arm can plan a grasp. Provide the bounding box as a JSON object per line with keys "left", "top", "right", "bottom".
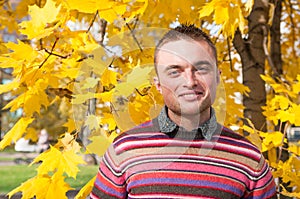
{"left": 165, "top": 93, "right": 212, "bottom": 122}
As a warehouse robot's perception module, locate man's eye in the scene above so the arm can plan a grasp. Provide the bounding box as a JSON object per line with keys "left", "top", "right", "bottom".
{"left": 168, "top": 70, "right": 180, "bottom": 76}
{"left": 195, "top": 66, "right": 210, "bottom": 73}
{"left": 197, "top": 66, "right": 209, "bottom": 70}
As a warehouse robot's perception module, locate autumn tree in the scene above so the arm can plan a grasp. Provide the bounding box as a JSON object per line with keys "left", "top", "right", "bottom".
{"left": 0, "top": 0, "right": 299, "bottom": 198}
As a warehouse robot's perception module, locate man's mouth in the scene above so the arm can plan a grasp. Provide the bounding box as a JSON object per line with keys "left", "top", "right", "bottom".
{"left": 178, "top": 91, "right": 204, "bottom": 100}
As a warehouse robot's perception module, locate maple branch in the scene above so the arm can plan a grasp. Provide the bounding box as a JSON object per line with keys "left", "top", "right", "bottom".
{"left": 135, "top": 88, "right": 148, "bottom": 97}
{"left": 99, "top": 19, "right": 107, "bottom": 44}
{"left": 125, "top": 21, "right": 143, "bottom": 52}
{"left": 284, "top": 0, "right": 297, "bottom": 57}
{"left": 48, "top": 88, "right": 73, "bottom": 99}
{"left": 87, "top": 11, "right": 99, "bottom": 33}
{"left": 276, "top": 122, "right": 289, "bottom": 163}
{"left": 39, "top": 37, "right": 59, "bottom": 69}
{"left": 226, "top": 37, "right": 233, "bottom": 71}
{"left": 44, "top": 49, "right": 69, "bottom": 59}
{"left": 261, "top": 25, "right": 279, "bottom": 77}
{"left": 0, "top": 69, "right": 12, "bottom": 77}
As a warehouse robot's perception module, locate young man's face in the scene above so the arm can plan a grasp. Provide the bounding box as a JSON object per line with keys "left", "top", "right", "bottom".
{"left": 155, "top": 39, "right": 220, "bottom": 121}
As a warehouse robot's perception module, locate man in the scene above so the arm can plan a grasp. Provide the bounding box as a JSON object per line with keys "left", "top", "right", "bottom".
{"left": 90, "top": 24, "right": 277, "bottom": 199}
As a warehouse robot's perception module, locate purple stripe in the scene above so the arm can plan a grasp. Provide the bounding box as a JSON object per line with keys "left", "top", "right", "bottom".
{"left": 128, "top": 177, "right": 243, "bottom": 196}
{"left": 245, "top": 186, "right": 276, "bottom": 199}
{"left": 94, "top": 178, "right": 125, "bottom": 198}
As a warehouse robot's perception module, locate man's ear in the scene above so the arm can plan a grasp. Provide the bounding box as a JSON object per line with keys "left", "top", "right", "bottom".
{"left": 216, "top": 69, "right": 221, "bottom": 85}
{"left": 153, "top": 76, "right": 162, "bottom": 93}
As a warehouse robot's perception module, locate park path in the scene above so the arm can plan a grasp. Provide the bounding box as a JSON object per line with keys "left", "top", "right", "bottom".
{"left": 0, "top": 152, "right": 38, "bottom": 166}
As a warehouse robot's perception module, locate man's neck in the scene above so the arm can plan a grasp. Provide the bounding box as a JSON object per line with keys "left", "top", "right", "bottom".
{"left": 168, "top": 108, "right": 211, "bottom": 131}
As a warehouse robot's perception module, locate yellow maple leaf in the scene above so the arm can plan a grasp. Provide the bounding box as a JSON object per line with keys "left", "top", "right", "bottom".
{"left": 80, "top": 47, "right": 107, "bottom": 76}
{"left": 5, "top": 39, "right": 38, "bottom": 62}
{"left": 293, "top": 105, "right": 300, "bottom": 126}
{"left": 33, "top": 146, "right": 86, "bottom": 179}
{"left": 61, "top": 149, "right": 86, "bottom": 178}
{"left": 199, "top": 1, "right": 215, "bottom": 18}
{"left": 85, "top": 115, "right": 101, "bottom": 131}
{"left": 72, "top": 92, "right": 96, "bottom": 104}
{"left": 101, "top": 113, "right": 117, "bottom": 132}
{"left": 214, "top": 6, "right": 229, "bottom": 25}
{"left": 86, "top": 135, "right": 111, "bottom": 156}
{"left": 19, "top": 0, "right": 61, "bottom": 39}
{"left": 101, "top": 69, "right": 118, "bottom": 88}
{"left": 101, "top": 4, "right": 127, "bottom": 23}
{"left": 81, "top": 77, "right": 99, "bottom": 89}
{"left": 8, "top": 173, "right": 72, "bottom": 199}
{"left": 260, "top": 131, "right": 284, "bottom": 152}
{"left": 124, "top": 0, "right": 148, "bottom": 23}
{"left": 281, "top": 185, "right": 300, "bottom": 198}
{"left": 56, "top": 133, "right": 82, "bottom": 153}
{"left": 114, "top": 65, "right": 153, "bottom": 97}
{"left": 0, "top": 79, "right": 20, "bottom": 95}
{"left": 199, "top": 0, "right": 247, "bottom": 37}
{"left": 245, "top": 0, "right": 254, "bottom": 13}
{"left": 60, "top": 133, "right": 75, "bottom": 147}
{"left": 75, "top": 176, "right": 96, "bottom": 199}
{"left": 288, "top": 143, "right": 300, "bottom": 156}
{"left": 63, "top": 119, "right": 77, "bottom": 133}
{"left": 95, "top": 90, "right": 113, "bottom": 102}
{"left": 24, "top": 127, "right": 39, "bottom": 142}
{"left": 63, "top": 0, "right": 117, "bottom": 14}
{"left": 0, "top": 117, "right": 34, "bottom": 149}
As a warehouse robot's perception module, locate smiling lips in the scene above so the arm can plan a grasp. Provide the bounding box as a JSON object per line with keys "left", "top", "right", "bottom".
{"left": 178, "top": 91, "right": 204, "bottom": 101}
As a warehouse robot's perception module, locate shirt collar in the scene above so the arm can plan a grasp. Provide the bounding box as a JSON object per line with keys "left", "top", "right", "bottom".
{"left": 157, "top": 106, "right": 217, "bottom": 140}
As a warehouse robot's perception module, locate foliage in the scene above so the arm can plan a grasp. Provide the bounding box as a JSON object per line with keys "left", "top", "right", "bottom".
{"left": 0, "top": 0, "right": 299, "bottom": 198}
{"left": 0, "top": 164, "right": 97, "bottom": 194}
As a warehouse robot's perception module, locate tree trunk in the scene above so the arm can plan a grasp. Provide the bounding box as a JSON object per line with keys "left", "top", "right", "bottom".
{"left": 233, "top": 0, "right": 270, "bottom": 132}
{"left": 270, "top": 1, "right": 292, "bottom": 198}
{"left": 270, "top": 0, "right": 283, "bottom": 77}
{"left": 80, "top": 18, "right": 107, "bottom": 165}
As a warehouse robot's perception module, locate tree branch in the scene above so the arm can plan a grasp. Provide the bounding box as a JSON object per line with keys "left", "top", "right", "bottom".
{"left": 44, "top": 49, "right": 69, "bottom": 59}
{"left": 0, "top": 69, "right": 12, "bottom": 77}
{"left": 227, "top": 37, "right": 233, "bottom": 71}
{"left": 261, "top": 25, "right": 279, "bottom": 77}
{"left": 125, "top": 21, "right": 143, "bottom": 52}
{"left": 39, "top": 37, "right": 59, "bottom": 69}
{"left": 86, "top": 11, "right": 99, "bottom": 33}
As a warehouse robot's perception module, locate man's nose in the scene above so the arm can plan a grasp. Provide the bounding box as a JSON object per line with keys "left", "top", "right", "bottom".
{"left": 183, "top": 69, "right": 197, "bottom": 87}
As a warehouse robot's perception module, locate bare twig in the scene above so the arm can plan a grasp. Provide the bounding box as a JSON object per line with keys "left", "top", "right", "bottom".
{"left": 125, "top": 21, "right": 143, "bottom": 52}
{"left": 86, "top": 11, "right": 99, "bottom": 33}
{"left": 227, "top": 37, "right": 234, "bottom": 71}
{"left": 44, "top": 49, "right": 69, "bottom": 59}
{"left": 285, "top": 0, "right": 297, "bottom": 58}
{"left": 39, "top": 37, "right": 59, "bottom": 69}
{"left": 0, "top": 69, "right": 12, "bottom": 77}
{"left": 276, "top": 122, "right": 289, "bottom": 163}
{"left": 261, "top": 25, "right": 279, "bottom": 77}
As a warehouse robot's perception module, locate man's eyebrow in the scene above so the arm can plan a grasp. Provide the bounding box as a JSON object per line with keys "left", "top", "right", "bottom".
{"left": 192, "top": 60, "right": 213, "bottom": 66}
{"left": 164, "top": 65, "right": 181, "bottom": 72}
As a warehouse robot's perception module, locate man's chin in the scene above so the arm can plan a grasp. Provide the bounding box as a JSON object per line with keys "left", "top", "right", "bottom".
{"left": 179, "top": 105, "right": 210, "bottom": 116}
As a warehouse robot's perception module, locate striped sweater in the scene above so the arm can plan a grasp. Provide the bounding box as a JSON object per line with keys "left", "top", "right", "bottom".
{"left": 91, "top": 117, "right": 277, "bottom": 199}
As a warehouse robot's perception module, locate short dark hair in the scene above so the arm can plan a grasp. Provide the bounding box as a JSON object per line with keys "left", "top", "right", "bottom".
{"left": 154, "top": 24, "right": 217, "bottom": 68}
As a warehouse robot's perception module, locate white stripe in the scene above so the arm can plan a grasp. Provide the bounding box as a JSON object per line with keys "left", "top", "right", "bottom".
{"left": 104, "top": 155, "right": 268, "bottom": 181}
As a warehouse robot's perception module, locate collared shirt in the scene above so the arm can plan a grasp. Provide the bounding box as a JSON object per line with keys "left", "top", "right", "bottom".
{"left": 157, "top": 106, "right": 218, "bottom": 140}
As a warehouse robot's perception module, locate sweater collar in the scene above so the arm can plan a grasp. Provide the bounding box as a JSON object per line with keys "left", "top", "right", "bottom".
{"left": 157, "top": 106, "right": 217, "bottom": 140}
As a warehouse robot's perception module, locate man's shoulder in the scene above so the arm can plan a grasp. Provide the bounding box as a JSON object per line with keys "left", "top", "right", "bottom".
{"left": 112, "top": 119, "right": 162, "bottom": 143}
{"left": 218, "top": 126, "right": 261, "bottom": 153}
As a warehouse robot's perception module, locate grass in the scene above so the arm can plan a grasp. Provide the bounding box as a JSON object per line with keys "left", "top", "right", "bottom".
{"left": 0, "top": 164, "right": 98, "bottom": 195}
{"left": 0, "top": 156, "right": 14, "bottom": 161}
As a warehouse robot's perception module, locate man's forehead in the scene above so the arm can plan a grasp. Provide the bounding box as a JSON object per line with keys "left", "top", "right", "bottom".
{"left": 156, "top": 39, "right": 216, "bottom": 65}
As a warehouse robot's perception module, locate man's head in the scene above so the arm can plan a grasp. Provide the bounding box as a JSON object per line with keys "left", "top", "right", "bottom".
{"left": 154, "top": 24, "right": 220, "bottom": 125}
{"left": 154, "top": 24, "right": 217, "bottom": 69}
